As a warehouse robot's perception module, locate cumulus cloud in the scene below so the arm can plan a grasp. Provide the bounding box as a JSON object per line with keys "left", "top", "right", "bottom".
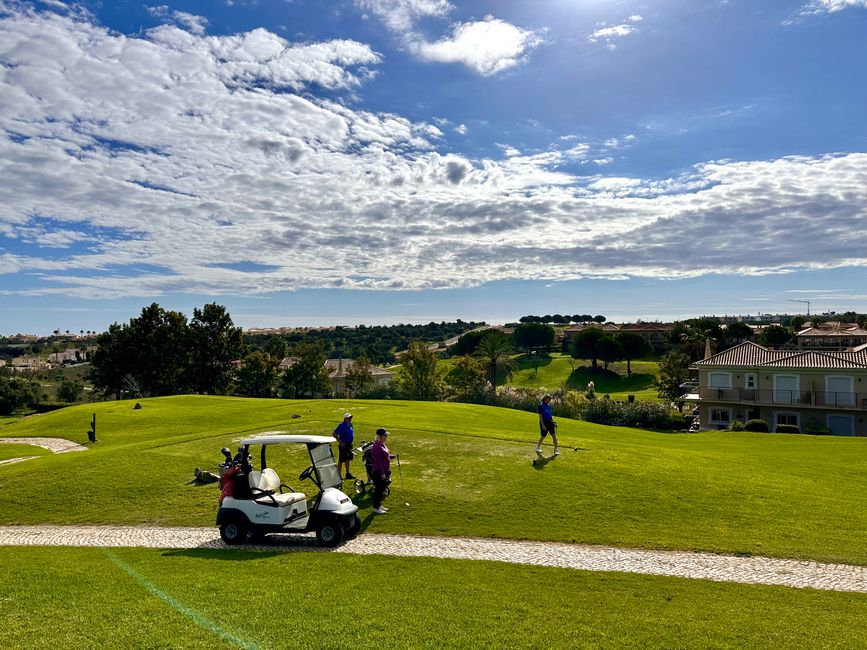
{"left": 588, "top": 15, "right": 642, "bottom": 49}
{"left": 787, "top": 0, "right": 867, "bottom": 22}
{"left": 147, "top": 5, "right": 209, "bottom": 35}
{"left": 355, "top": 0, "right": 453, "bottom": 33}
{"left": 355, "top": 1, "right": 540, "bottom": 75}
{"left": 411, "top": 16, "right": 543, "bottom": 75}
{"left": 2, "top": 5, "right": 867, "bottom": 299}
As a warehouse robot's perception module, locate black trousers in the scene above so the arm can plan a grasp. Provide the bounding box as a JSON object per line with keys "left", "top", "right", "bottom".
{"left": 372, "top": 473, "right": 389, "bottom": 508}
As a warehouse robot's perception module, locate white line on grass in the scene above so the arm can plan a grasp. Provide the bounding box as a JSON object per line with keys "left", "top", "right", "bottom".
{"left": 104, "top": 549, "right": 265, "bottom": 650}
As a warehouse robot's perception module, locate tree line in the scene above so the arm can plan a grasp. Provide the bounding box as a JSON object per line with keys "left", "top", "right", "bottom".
{"left": 85, "top": 303, "right": 481, "bottom": 401}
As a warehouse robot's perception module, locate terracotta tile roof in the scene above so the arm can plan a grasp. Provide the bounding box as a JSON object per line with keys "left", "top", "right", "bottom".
{"left": 796, "top": 326, "right": 867, "bottom": 337}
{"left": 695, "top": 341, "right": 867, "bottom": 369}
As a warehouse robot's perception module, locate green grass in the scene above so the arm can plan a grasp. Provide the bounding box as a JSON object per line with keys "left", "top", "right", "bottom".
{"left": 0, "top": 443, "right": 50, "bottom": 462}
{"left": 506, "top": 353, "right": 660, "bottom": 400}
{"left": 2, "top": 396, "right": 867, "bottom": 565}
{"left": 3, "top": 547, "right": 866, "bottom": 649}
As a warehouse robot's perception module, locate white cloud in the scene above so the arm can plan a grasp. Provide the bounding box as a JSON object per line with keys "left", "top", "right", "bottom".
{"left": 147, "top": 5, "right": 209, "bottom": 35}
{"left": 356, "top": 2, "right": 540, "bottom": 75}
{"left": 588, "top": 17, "right": 642, "bottom": 49}
{"left": 2, "top": 6, "right": 867, "bottom": 299}
{"left": 411, "top": 16, "right": 543, "bottom": 75}
{"left": 454, "top": 123, "right": 468, "bottom": 135}
{"left": 355, "top": 0, "right": 453, "bottom": 33}
{"left": 788, "top": 0, "right": 867, "bottom": 22}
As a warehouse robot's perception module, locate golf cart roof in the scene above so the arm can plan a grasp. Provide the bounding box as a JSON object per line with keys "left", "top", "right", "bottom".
{"left": 240, "top": 434, "right": 335, "bottom": 446}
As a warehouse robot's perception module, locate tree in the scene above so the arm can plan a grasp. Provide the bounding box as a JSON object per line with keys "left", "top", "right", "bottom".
{"left": 263, "top": 335, "right": 289, "bottom": 360}
{"left": 616, "top": 332, "right": 652, "bottom": 377}
{"left": 0, "top": 375, "right": 41, "bottom": 415}
{"left": 760, "top": 325, "right": 791, "bottom": 348}
{"left": 653, "top": 350, "right": 691, "bottom": 412}
{"left": 344, "top": 355, "right": 375, "bottom": 396}
{"left": 280, "top": 342, "right": 331, "bottom": 398}
{"left": 57, "top": 377, "right": 84, "bottom": 403}
{"left": 89, "top": 322, "right": 135, "bottom": 400}
{"left": 237, "top": 351, "right": 279, "bottom": 398}
{"left": 395, "top": 341, "right": 443, "bottom": 400}
{"left": 593, "top": 315, "right": 606, "bottom": 323}
{"left": 126, "top": 303, "right": 190, "bottom": 396}
{"left": 513, "top": 323, "right": 555, "bottom": 354}
{"left": 453, "top": 329, "right": 489, "bottom": 356}
{"left": 724, "top": 322, "right": 753, "bottom": 345}
{"left": 444, "top": 354, "right": 487, "bottom": 402}
{"left": 474, "top": 332, "right": 517, "bottom": 389}
{"left": 571, "top": 327, "right": 606, "bottom": 370}
{"left": 597, "top": 335, "right": 624, "bottom": 370}
{"left": 188, "top": 303, "right": 246, "bottom": 395}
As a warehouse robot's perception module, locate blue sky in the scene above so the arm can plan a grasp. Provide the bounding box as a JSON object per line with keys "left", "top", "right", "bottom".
{"left": 1, "top": 0, "right": 866, "bottom": 335}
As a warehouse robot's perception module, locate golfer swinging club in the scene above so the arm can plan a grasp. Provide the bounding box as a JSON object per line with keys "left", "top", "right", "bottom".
{"left": 536, "top": 393, "right": 559, "bottom": 456}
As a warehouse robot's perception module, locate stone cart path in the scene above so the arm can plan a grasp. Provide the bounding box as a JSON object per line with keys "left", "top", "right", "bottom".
{"left": 2, "top": 525, "right": 866, "bottom": 594}
{"left": 0, "top": 437, "right": 87, "bottom": 466}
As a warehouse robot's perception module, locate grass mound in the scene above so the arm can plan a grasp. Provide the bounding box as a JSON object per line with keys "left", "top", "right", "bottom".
{"left": 1, "top": 395, "right": 866, "bottom": 565}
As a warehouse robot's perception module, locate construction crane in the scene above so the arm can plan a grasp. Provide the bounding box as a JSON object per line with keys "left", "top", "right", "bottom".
{"left": 787, "top": 299, "right": 811, "bottom": 316}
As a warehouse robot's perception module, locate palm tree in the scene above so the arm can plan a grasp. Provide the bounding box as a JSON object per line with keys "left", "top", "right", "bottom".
{"left": 474, "top": 332, "right": 517, "bottom": 389}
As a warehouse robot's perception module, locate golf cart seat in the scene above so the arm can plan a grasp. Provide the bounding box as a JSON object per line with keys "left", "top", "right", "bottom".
{"left": 249, "top": 469, "right": 305, "bottom": 507}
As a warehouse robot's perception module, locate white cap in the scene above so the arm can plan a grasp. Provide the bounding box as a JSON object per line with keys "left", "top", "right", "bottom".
{"left": 343, "top": 412, "right": 352, "bottom": 419}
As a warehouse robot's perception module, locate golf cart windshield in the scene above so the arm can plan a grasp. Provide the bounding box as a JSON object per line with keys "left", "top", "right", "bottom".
{"left": 310, "top": 443, "right": 342, "bottom": 490}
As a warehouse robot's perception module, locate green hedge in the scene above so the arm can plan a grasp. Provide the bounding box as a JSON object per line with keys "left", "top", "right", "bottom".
{"left": 744, "top": 419, "right": 770, "bottom": 432}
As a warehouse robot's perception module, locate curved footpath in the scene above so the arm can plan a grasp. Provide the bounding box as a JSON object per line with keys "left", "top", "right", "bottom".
{"left": 1, "top": 525, "right": 866, "bottom": 594}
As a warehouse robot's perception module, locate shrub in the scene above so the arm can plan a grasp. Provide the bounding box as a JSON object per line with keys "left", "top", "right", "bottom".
{"left": 744, "top": 419, "right": 770, "bottom": 432}
{"left": 804, "top": 421, "right": 831, "bottom": 435}
{"left": 583, "top": 399, "right": 673, "bottom": 429}
{"left": 729, "top": 420, "right": 745, "bottom": 432}
{"left": 775, "top": 424, "right": 800, "bottom": 434}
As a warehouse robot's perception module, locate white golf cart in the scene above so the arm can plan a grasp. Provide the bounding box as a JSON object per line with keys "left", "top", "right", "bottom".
{"left": 216, "top": 434, "right": 360, "bottom": 547}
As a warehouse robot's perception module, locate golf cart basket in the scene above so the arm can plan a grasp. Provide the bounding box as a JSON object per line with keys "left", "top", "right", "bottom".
{"left": 352, "top": 440, "right": 389, "bottom": 497}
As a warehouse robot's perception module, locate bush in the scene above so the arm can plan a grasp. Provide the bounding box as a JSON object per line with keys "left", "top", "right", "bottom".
{"left": 583, "top": 399, "right": 673, "bottom": 429}
{"left": 775, "top": 424, "right": 800, "bottom": 434}
{"left": 804, "top": 421, "right": 831, "bottom": 435}
{"left": 729, "top": 420, "right": 745, "bottom": 432}
{"left": 744, "top": 419, "right": 770, "bottom": 432}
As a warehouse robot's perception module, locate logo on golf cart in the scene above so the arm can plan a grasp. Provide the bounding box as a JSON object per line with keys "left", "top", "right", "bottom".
{"left": 255, "top": 512, "right": 271, "bottom": 520}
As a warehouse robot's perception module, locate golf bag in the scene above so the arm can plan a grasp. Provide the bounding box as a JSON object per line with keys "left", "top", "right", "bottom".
{"left": 352, "top": 440, "right": 390, "bottom": 497}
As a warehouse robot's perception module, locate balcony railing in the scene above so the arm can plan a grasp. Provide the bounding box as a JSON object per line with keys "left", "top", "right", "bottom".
{"left": 698, "top": 388, "right": 867, "bottom": 410}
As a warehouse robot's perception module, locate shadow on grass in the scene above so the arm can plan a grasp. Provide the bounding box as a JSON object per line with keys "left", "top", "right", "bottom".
{"left": 566, "top": 366, "right": 654, "bottom": 393}
{"left": 531, "top": 453, "right": 557, "bottom": 470}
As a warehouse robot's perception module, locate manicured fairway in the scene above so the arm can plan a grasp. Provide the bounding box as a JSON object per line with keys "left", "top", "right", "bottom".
{"left": 2, "top": 547, "right": 866, "bottom": 649}
{"left": 507, "top": 353, "right": 659, "bottom": 400}
{"left": 1, "top": 396, "right": 866, "bottom": 565}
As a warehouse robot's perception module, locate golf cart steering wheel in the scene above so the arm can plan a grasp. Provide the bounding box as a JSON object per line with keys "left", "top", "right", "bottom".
{"left": 299, "top": 465, "right": 314, "bottom": 482}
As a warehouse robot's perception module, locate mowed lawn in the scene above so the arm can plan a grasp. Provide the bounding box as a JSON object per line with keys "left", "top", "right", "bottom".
{"left": 2, "top": 547, "right": 866, "bottom": 650}
{"left": 508, "top": 352, "right": 660, "bottom": 400}
{"left": 2, "top": 396, "right": 866, "bottom": 565}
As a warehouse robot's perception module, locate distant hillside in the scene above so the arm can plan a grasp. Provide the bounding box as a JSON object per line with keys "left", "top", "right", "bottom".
{"left": 245, "top": 320, "right": 485, "bottom": 365}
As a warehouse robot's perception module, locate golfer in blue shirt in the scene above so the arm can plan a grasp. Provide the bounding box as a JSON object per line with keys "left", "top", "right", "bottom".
{"left": 333, "top": 412, "right": 356, "bottom": 480}
{"left": 536, "top": 394, "right": 559, "bottom": 456}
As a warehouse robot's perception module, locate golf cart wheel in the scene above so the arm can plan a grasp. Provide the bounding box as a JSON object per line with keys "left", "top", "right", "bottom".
{"left": 353, "top": 479, "right": 366, "bottom": 496}
{"left": 219, "top": 519, "right": 248, "bottom": 545}
{"left": 384, "top": 485, "right": 391, "bottom": 497}
{"left": 315, "top": 520, "right": 345, "bottom": 547}
{"left": 344, "top": 514, "right": 362, "bottom": 539}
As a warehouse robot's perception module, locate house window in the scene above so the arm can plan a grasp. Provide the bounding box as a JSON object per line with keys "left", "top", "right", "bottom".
{"left": 708, "top": 372, "right": 732, "bottom": 389}
{"left": 710, "top": 408, "right": 731, "bottom": 424}
{"left": 827, "top": 414, "right": 855, "bottom": 436}
{"left": 773, "top": 374, "right": 799, "bottom": 404}
{"left": 775, "top": 412, "right": 799, "bottom": 429}
{"left": 825, "top": 375, "right": 854, "bottom": 407}
{"left": 745, "top": 373, "right": 757, "bottom": 389}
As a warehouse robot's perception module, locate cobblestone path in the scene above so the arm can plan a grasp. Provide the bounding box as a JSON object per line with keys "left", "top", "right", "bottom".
{"left": 1, "top": 525, "right": 865, "bottom": 593}
{"left": 0, "top": 437, "right": 88, "bottom": 466}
